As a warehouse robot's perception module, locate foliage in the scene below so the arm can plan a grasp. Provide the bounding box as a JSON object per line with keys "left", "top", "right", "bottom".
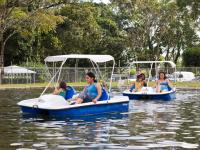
{"left": 110, "top": 0, "right": 199, "bottom": 64}
{"left": 182, "top": 45, "right": 200, "bottom": 67}
{"left": 129, "top": 68, "right": 136, "bottom": 75}
{"left": 1, "top": 0, "right": 65, "bottom": 66}
{"left": 1, "top": 0, "right": 200, "bottom": 70}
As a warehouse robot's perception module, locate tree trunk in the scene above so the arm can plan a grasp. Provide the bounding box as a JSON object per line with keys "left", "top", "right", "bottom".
{"left": 174, "top": 48, "right": 181, "bottom": 64}
{"left": 0, "top": 33, "right": 5, "bottom": 84}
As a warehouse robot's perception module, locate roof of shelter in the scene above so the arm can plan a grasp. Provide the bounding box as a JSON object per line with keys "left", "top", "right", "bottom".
{"left": 4, "top": 65, "right": 36, "bottom": 74}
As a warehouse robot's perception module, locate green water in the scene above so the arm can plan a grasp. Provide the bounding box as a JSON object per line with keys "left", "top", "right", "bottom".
{"left": 0, "top": 89, "right": 200, "bottom": 150}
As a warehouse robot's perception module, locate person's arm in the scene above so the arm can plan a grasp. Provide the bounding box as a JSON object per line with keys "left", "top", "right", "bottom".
{"left": 154, "top": 80, "right": 160, "bottom": 88}
{"left": 92, "top": 83, "right": 102, "bottom": 103}
{"left": 53, "top": 87, "right": 62, "bottom": 95}
{"left": 167, "top": 79, "right": 173, "bottom": 89}
{"left": 130, "top": 81, "right": 135, "bottom": 88}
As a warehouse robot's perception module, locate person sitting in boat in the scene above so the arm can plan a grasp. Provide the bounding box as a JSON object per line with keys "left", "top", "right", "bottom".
{"left": 155, "top": 71, "right": 173, "bottom": 93}
{"left": 53, "top": 81, "right": 67, "bottom": 98}
{"left": 130, "top": 74, "right": 144, "bottom": 92}
{"left": 140, "top": 73, "right": 147, "bottom": 87}
{"left": 73, "top": 72, "right": 102, "bottom": 104}
{"left": 99, "top": 79, "right": 108, "bottom": 89}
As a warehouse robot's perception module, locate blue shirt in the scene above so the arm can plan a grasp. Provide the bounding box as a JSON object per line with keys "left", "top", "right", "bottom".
{"left": 85, "top": 84, "right": 98, "bottom": 99}
{"left": 160, "top": 81, "right": 169, "bottom": 91}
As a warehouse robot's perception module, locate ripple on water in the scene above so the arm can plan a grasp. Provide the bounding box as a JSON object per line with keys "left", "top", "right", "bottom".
{"left": 57, "top": 144, "right": 85, "bottom": 149}
{"left": 181, "top": 132, "right": 191, "bottom": 135}
{"left": 165, "top": 126, "right": 180, "bottom": 130}
{"left": 157, "top": 120, "right": 167, "bottom": 124}
{"left": 16, "top": 148, "right": 36, "bottom": 150}
{"left": 140, "top": 131, "right": 176, "bottom": 136}
{"left": 37, "top": 133, "right": 64, "bottom": 137}
{"left": 189, "top": 126, "right": 200, "bottom": 129}
{"left": 32, "top": 142, "right": 47, "bottom": 148}
{"left": 89, "top": 143, "right": 125, "bottom": 149}
{"left": 168, "top": 122, "right": 181, "bottom": 126}
{"left": 183, "top": 136, "right": 196, "bottom": 139}
{"left": 10, "top": 143, "right": 24, "bottom": 146}
{"left": 116, "top": 129, "right": 130, "bottom": 134}
{"left": 112, "top": 136, "right": 149, "bottom": 141}
{"left": 156, "top": 140, "right": 199, "bottom": 149}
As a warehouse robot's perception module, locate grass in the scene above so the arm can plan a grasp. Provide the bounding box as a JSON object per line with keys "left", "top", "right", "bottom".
{"left": 175, "top": 82, "right": 200, "bottom": 88}
{"left": 0, "top": 81, "right": 200, "bottom": 89}
{"left": 0, "top": 82, "right": 86, "bottom": 89}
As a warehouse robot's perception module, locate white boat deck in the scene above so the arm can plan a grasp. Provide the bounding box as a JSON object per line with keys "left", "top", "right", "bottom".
{"left": 18, "top": 94, "right": 129, "bottom": 110}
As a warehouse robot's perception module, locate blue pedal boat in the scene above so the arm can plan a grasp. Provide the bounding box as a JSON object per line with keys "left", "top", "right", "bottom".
{"left": 123, "top": 87, "right": 176, "bottom": 101}
{"left": 18, "top": 54, "right": 129, "bottom": 117}
{"left": 122, "top": 61, "right": 176, "bottom": 101}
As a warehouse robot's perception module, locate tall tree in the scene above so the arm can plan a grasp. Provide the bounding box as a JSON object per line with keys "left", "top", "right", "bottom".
{"left": 0, "top": 0, "right": 64, "bottom": 83}
{"left": 53, "top": 2, "right": 126, "bottom": 66}
{"left": 110, "top": 0, "right": 199, "bottom": 64}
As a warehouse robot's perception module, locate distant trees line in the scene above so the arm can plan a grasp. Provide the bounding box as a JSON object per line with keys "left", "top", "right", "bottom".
{"left": 1, "top": 0, "right": 200, "bottom": 73}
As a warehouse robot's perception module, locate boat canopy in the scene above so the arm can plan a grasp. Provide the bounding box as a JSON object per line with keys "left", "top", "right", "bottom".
{"left": 44, "top": 54, "right": 114, "bottom": 63}
{"left": 41, "top": 54, "right": 115, "bottom": 95}
{"left": 4, "top": 65, "right": 36, "bottom": 74}
{"left": 130, "top": 61, "right": 176, "bottom": 68}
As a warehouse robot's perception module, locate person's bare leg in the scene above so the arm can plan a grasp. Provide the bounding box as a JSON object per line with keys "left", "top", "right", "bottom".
{"left": 156, "top": 85, "right": 160, "bottom": 93}
{"left": 76, "top": 98, "right": 83, "bottom": 104}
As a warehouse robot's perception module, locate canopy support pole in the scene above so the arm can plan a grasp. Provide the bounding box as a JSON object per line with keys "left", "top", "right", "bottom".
{"left": 40, "top": 60, "right": 66, "bottom": 97}
{"left": 147, "top": 63, "right": 153, "bottom": 87}
{"left": 108, "top": 60, "right": 115, "bottom": 93}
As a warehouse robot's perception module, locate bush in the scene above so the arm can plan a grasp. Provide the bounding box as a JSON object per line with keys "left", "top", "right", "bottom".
{"left": 130, "top": 69, "right": 136, "bottom": 75}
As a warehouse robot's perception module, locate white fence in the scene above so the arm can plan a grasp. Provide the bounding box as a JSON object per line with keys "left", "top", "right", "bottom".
{"left": 2, "top": 66, "right": 200, "bottom": 84}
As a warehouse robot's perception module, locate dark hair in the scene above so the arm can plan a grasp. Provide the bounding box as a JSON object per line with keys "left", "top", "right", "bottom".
{"left": 136, "top": 73, "right": 143, "bottom": 82}
{"left": 137, "top": 74, "right": 142, "bottom": 79}
{"left": 159, "top": 71, "right": 167, "bottom": 80}
{"left": 59, "top": 81, "right": 67, "bottom": 90}
{"left": 86, "top": 72, "right": 97, "bottom": 82}
{"left": 140, "top": 73, "right": 145, "bottom": 80}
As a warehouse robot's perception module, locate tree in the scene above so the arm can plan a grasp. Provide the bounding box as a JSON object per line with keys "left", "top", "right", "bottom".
{"left": 182, "top": 45, "right": 200, "bottom": 67}
{"left": 0, "top": 0, "right": 64, "bottom": 83}
{"left": 53, "top": 2, "right": 127, "bottom": 66}
{"left": 110, "top": 0, "right": 200, "bottom": 64}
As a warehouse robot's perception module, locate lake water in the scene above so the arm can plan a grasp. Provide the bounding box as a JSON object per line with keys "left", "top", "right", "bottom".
{"left": 0, "top": 89, "right": 200, "bottom": 150}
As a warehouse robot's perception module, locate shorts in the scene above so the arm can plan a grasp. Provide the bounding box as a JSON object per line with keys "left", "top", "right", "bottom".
{"left": 78, "top": 91, "right": 93, "bottom": 103}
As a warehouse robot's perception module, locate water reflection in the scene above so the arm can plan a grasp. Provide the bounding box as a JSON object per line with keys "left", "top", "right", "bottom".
{"left": 0, "top": 89, "right": 200, "bottom": 149}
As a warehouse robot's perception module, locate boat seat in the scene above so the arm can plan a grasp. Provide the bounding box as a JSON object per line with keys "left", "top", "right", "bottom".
{"left": 99, "top": 87, "right": 110, "bottom": 101}
{"left": 167, "top": 86, "right": 172, "bottom": 91}
{"left": 65, "top": 86, "right": 76, "bottom": 100}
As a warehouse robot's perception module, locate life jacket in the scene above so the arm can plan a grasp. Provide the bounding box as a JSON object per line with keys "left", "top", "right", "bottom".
{"left": 65, "top": 86, "right": 76, "bottom": 100}
{"left": 99, "top": 87, "right": 110, "bottom": 101}
{"left": 59, "top": 90, "right": 66, "bottom": 98}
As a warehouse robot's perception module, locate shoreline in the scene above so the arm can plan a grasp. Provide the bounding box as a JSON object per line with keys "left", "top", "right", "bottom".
{"left": 0, "top": 85, "right": 199, "bottom": 90}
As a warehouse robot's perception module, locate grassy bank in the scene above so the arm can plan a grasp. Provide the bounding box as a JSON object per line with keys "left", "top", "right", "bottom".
{"left": 0, "top": 81, "right": 200, "bottom": 90}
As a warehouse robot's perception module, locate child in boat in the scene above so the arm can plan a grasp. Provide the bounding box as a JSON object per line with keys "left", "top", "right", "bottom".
{"left": 130, "top": 74, "right": 144, "bottom": 92}
{"left": 72, "top": 72, "right": 102, "bottom": 104}
{"left": 155, "top": 71, "right": 173, "bottom": 92}
{"left": 53, "top": 81, "right": 67, "bottom": 98}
